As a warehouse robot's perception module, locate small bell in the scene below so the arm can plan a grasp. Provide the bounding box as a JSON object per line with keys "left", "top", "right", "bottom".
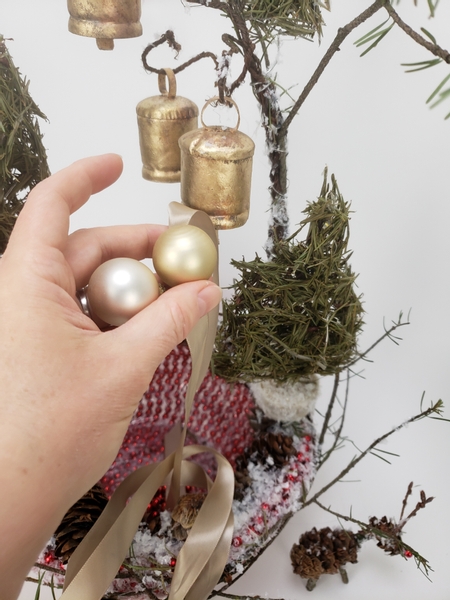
{"left": 178, "top": 97, "right": 255, "bottom": 230}
{"left": 67, "top": 0, "right": 142, "bottom": 50}
{"left": 136, "top": 69, "right": 199, "bottom": 183}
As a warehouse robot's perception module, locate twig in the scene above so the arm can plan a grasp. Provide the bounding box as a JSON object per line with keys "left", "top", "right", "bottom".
{"left": 319, "top": 370, "right": 350, "bottom": 467}
{"left": 141, "top": 30, "right": 218, "bottom": 75}
{"left": 318, "top": 372, "right": 340, "bottom": 447}
{"left": 344, "top": 312, "right": 410, "bottom": 369}
{"left": 402, "top": 490, "right": 434, "bottom": 525}
{"left": 313, "top": 499, "right": 429, "bottom": 563}
{"left": 216, "top": 595, "right": 284, "bottom": 600}
{"left": 384, "top": 3, "right": 450, "bottom": 63}
{"left": 280, "top": 0, "right": 386, "bottom": 135}
{"left": 313, "top": 486, "right": 434, "bottom": 578}
{"left": 30, "top": 563, "right": 65, "bottom": 575}
{"left": 399, "top": 481, "right": 414, "bottom": 521}
{"left": 303, "top": 400, "right": 444, "bottom": 508}
{"left": 186, "top": 0, "right": 229, "bottom": 10}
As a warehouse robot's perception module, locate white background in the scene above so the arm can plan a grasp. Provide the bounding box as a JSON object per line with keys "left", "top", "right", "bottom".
{"left": 2, "top": 1, "right": 450, "bottom": 599}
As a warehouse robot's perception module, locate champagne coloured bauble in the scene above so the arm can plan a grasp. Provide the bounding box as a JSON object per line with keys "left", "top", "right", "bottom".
{"left": 67, "top": 0, "right": 142, "bottom": 50}
{"left": 152, "top": 225, "right": 217, "bottom": 288}
{"left": 87, "top": 258, "right": 159, "bottom": 326}
{"left": 178, "top": 97, "right": 255, "bottom": 230}
{"left": 136, "top": 69, "right": 198, "bottom": 182}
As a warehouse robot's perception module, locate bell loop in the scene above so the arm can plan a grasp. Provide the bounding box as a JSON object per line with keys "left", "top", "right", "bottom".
{"left": 158, "top": 68, "right": 177, "bottom": 99}
{"left": 201, "top": 96, "right": 241, "bottom": 132}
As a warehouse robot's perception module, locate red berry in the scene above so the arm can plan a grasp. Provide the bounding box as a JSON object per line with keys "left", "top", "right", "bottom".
{"left": 232, "top": 536, "right": 243, "bottom": 547}
{"left": 404, "top": 550, "right": 413, "bottom": 558}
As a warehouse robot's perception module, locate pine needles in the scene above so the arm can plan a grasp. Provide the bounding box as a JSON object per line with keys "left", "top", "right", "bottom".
{"left": 214, "top": 170, "right": 364, "bottom": 383}
{"left": 0, "top": 36, "right": 49, "bottom": 253}
{"left": 243, "top": 0, "right": 327, "bottom": 42}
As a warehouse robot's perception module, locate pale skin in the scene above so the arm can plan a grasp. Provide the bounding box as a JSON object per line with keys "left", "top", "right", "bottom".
{"left": 0, "top": 154, "right": 222, "bottom": 600}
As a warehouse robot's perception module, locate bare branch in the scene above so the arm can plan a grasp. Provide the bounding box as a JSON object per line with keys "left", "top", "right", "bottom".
{"left": 344, "top": 313, "right": 410, "bottom": 369}
{"left": 319, "top": 371, "right": 350, "bottom": 467}
{"left": 318, "top": 372, "right": 340, "bottom": 447}
{"left": 280, "top": 0, "right": 386, "bottom": 134}
{"left": 384, "top": 2, "right": 450, "bottom": 63}
{"left": 303, "top": 400, "right": 444, "bottom": 508}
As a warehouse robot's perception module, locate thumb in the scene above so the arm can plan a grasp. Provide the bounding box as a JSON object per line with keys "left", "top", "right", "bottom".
{"left": 97, "top": 280, "right": 222, "bottom": 390}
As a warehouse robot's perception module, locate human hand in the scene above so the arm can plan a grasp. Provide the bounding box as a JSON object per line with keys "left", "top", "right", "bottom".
{"left": 0, "top": 154, "right": 221, "bottom": 600}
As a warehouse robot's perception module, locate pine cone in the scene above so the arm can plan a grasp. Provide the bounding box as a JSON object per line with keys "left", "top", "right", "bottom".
{"left": 54, "top": 484, "right": 109, "bottom": 563}
{"left": 291, "top": 527, "right": 360, "bottom": 581}
{"left": 232, "top": 427, "right": 296, "bottom": 499}
{"left": 234, "top": 466, "right": 252, "bottom": 501}
{"left": 250, "top": 431, "right": 296, "bottom": 468}
{"left": 366, "top": 516, "right": 403, "bottom": 555}
{"left": 171, "top": 492, "right": 206, "bottom": 541}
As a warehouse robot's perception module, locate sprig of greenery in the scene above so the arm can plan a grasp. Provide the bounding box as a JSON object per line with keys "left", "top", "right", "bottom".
{"left": 243, "top": 0, "right": 328, "bottom": 44}
{"left": 314, "top": 489, "right": 434, "bottom": 579}
{"left": 355, "top": 3, "right": 450, "bottom": 119}
{"left": 354, "top": 17, "right": 395, "bottom": 57}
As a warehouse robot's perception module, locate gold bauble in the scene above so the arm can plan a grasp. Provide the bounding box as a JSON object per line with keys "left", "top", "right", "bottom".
{"left": 178, "top": 97, "right": 255, "bottom": 230}
{"left": 67, "top": 0, "right": 142, "bottom": 50}
{"left": 136, "top": 69, "right": 199, "bottom": 183}
{"left": 152, "top": 225, "right": 217, "bottom": 288}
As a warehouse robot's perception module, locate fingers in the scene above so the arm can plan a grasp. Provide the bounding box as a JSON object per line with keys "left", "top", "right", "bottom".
{"left": 95, "top": 280, "right": 222, "bottom": 392}
{"left": 7, "top": 154, "right": 123, "bottom": 255}
{"left": 65, "top": 224, "right": 166, "bottom": 288}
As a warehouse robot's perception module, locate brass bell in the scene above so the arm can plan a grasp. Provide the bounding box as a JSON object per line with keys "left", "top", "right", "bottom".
{"left": 178, "top": 97, "right": 255, "bottom": 230}
{"left": 67, "top": 0, "right": 142, "bottom": 50}
{"left": 136, "top": 69, "right": 199, "bottom": 183}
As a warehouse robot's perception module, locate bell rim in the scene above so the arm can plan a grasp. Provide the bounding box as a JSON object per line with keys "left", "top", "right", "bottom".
{"left": 68, "top": 18, "right": 143, "bottom": 40}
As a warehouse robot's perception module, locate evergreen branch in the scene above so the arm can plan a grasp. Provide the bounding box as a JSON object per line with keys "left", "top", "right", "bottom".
{"left": 384, "top": 2, "right": 450, "bottom": 64}
{"left": 401, "top": 58, "right": 442, "bottom": 73}
{"left": 355, "top": 19, "right": 395, "bottom": 57}
{"left": 426, "top": 72, "right": 450, "bottom": 103}
{"left": 280, "top": 0, "right": 386, "bottom": 135}
{"left": 303, "top": 400, "right": 444, "bottom": 508}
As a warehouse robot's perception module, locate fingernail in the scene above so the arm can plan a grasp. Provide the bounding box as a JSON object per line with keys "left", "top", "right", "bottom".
{"left": 197, "top": 282, "right": 222, "bottom": 317}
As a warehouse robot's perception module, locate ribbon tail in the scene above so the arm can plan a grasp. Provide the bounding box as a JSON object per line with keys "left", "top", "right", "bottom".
{"left": 167, "top": 202, "right": 220, "bottom": 509}
{"left": 169, "top": 445, "right": 235, "bottom": 600}
{"left": 61, "top": 455, "right": 176, "bottom": 600}
{"left": 184, "top": 511, "right": 234, "bottom": 600}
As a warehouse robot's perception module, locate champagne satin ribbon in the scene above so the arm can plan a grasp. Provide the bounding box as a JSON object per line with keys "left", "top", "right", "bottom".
{"left": 60, "top": 202, "right": 234, "bottom": 600}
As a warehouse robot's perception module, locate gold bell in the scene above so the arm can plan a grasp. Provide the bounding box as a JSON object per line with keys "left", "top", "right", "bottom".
{"left": 67, "top": 0, "right": 142, "bottom": 50}
{"left": 178, "top": 97, "right": 255, "bottom": 230}
{"left": 136, "top": 69, "right": 199, "bottom": 183}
